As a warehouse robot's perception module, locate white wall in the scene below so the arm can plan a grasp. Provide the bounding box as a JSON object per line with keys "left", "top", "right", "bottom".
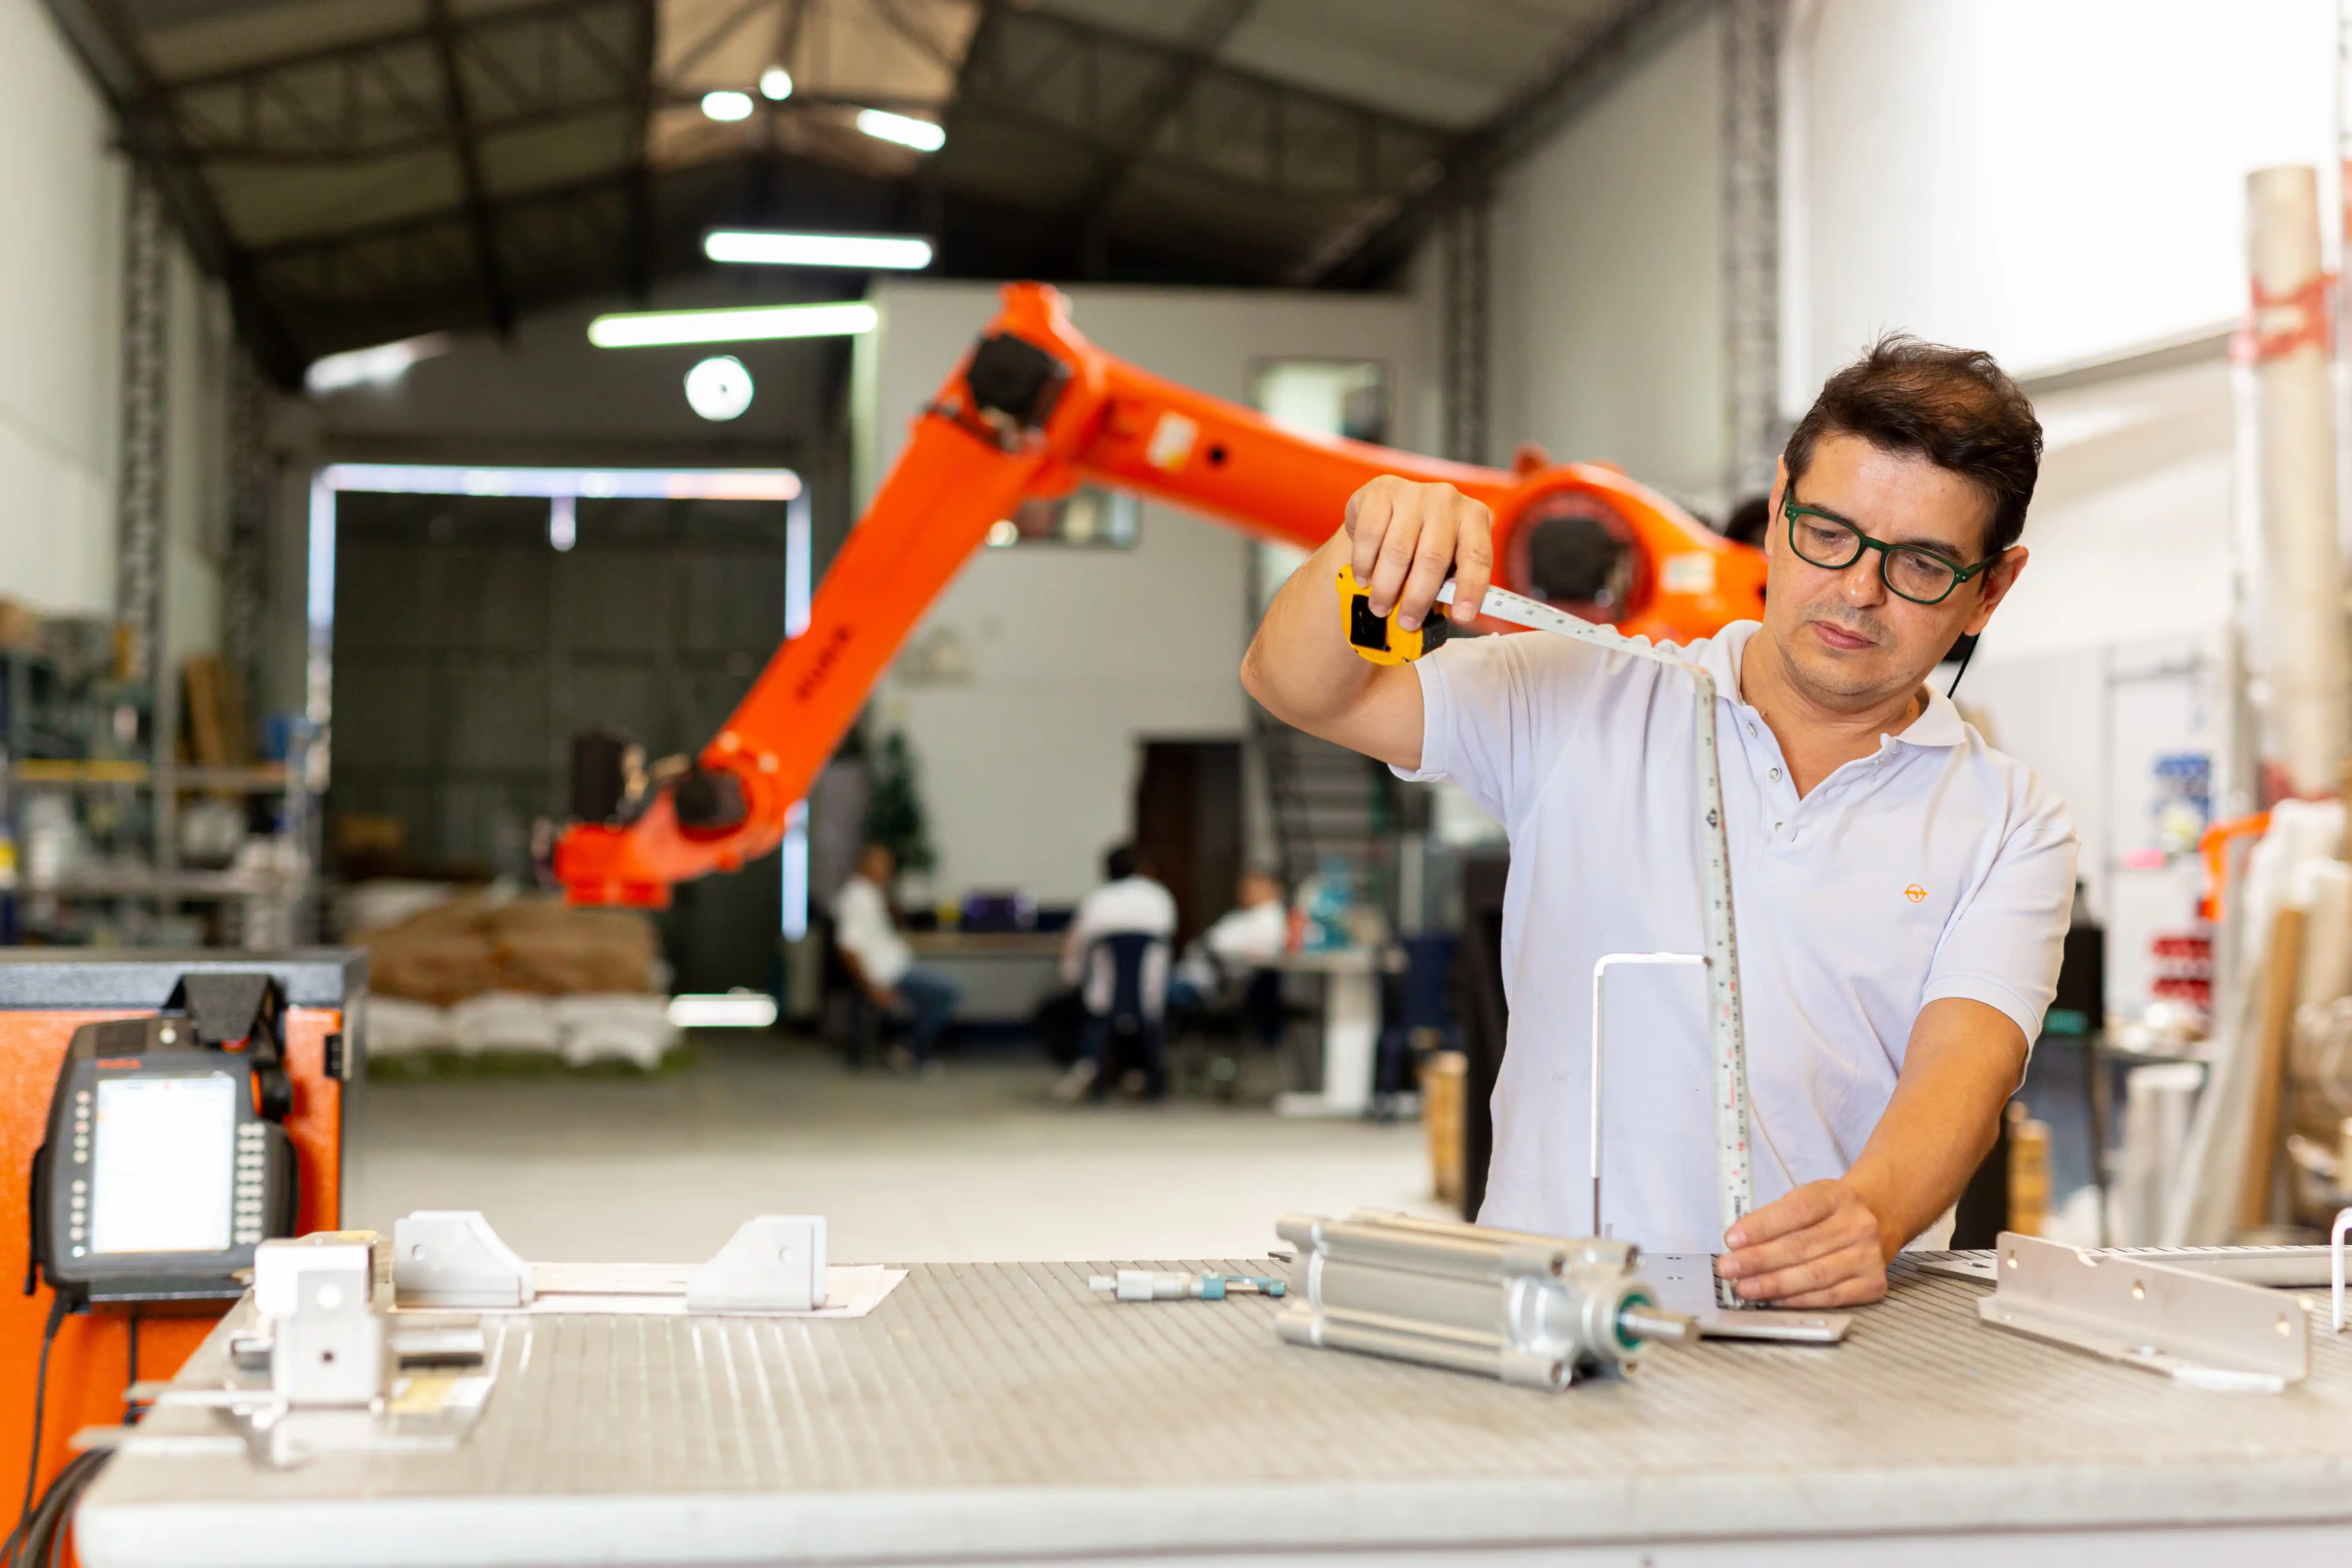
{"left": 1785, "top": 0, "right": 2337, "bottom": 396}
{"left": 1984, "top": 358, "right": 2238, "bottom": 665}
{"left": 1487, "top": 6, "right": 1726, "bottom": 510}
{"left": 0, "top": 0, "right": 238, "bottom": 687}
{"left": 0, "top": 0, "right": 123, "bottom": 619}
{"left": 1766, "top": 1, "right": 2343, "bottom": 1014}
{"left": 861, "top": 279, "right": 1437, "bottom": 903}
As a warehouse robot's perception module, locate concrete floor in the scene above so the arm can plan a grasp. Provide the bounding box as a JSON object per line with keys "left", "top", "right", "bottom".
{"left": 346, "top": 1033, "right": 1444, "bottom": 1265}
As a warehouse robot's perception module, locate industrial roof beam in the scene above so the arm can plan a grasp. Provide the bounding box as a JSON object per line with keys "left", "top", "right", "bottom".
{"left": 954, "top": 0, "right": 1445, "bottom": 253}
{"left": 627, "top": 0, "right": 656, "bottom": 304}
{"left": 162, "top": 0, "right": 624, "bottom": 96}
{"left": 959, "top": 3, "right": 1442, "bottom": 152}
{"left": 666, "top": 0, "right": 776, "bottom": 80}
{"left": 427, "top": 0, "right": 515, "bottom": 336}
{"left": 1300, "top": 0, "right": 1713, "bottom": 287}
{"left": 40, "top": 0, "right": 309, "bottom": 383}
{"left": 868, "top": 0, "right": 961, "bottom": 73}
{"left": 1058, "top": 0, "right": 1258, "bottom": 276}
{"left": 161, "top": 0, "right": 639, "bottom": 162}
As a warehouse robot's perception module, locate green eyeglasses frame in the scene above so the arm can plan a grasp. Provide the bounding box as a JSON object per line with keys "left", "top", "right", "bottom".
{"left": 1782, "top": 494, "right": 1999, "bottom": 607}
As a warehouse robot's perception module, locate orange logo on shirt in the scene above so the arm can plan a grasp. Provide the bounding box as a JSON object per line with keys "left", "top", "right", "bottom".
{"left": 1904, "top": 884, "right": 1927, "bottom": 903}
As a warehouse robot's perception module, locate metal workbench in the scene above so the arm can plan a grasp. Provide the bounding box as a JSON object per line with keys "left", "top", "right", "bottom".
{"left": 77, "top": 1257, "right": 2352, "bottom": 1566}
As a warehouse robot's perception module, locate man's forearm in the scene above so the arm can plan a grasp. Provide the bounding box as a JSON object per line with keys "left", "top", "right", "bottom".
{"left": 1241, "top": 531, "right": 1379, "bottom": 730}
{"left": 1842, "top": 998, "right": 2028, "bottom": 1255}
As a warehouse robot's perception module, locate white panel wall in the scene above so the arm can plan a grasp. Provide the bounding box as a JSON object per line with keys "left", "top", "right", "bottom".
{"left": 0, "top": 0, "right": 235, "bottom": 681}
{"left": 1984, "top": 359, "right": 2238, "bottom": 664}
{"left": 0, "top": 0, "right": 123, "bottom": 618}
{"left": 1488, "top": 6, "right": 1726, "bottom": 510}
{"left": 1786, "top": 0, "right": 2336, "bottom": 397}
{"left": 861, "top": 280, "right": 1436, "bottom": 903}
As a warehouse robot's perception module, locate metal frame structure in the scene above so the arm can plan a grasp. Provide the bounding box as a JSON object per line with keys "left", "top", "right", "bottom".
{"left": 221, "top": 348, "right": 272, "bottom": 726}
{"left": 45, "top": 0, "right": 1699, "bottom": 378}
{"left": 1441, "top": 193, "right": 1492, "bottom": 466}
{"left": 1722, "top": 0, "right": 1783, "bottom": 500}
{"left": 115, "top": 172, "right": 168, "bottom": 699}
{"left": 303, "top": 462, "right": 812, "bottom": 930}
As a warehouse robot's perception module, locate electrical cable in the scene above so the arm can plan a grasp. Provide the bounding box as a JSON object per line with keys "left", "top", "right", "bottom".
{"left": 1945, "top": 632, "right": 1979, "bottom": 699}
{"left": 45, "top": 1455, "right": 106, "bottom": 1568}
{"left": 9, "top": 1451, "right": 106, "bottom": 1568}
{"left": 1, "top": 1294, "right": 69, "bottom": 1568}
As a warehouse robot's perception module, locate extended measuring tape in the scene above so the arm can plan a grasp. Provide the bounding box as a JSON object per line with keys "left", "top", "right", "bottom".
{"left": 1337, "top": 566, "right": 1754, "bottom": 1303}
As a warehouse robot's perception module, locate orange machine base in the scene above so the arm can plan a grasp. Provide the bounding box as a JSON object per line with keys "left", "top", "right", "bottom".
{"left": 0, "top": 952, "right": 359, "bottom": 1537}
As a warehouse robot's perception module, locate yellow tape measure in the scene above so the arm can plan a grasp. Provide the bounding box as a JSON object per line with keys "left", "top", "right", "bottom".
{"left": 1335, "top": 565, "right": 1451, "bottom": 665}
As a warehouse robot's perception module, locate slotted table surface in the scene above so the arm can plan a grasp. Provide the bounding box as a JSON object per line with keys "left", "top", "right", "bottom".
{"left": 76, "top": 1256, "right": 2352, "bottom": 1566}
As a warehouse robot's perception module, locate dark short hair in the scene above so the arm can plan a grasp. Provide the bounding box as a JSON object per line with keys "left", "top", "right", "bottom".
{"left": 1105, "top": 844, "right": 1138, "bottom": 881}
{"left": 1783, "top": 334, "right": 2043, "bottom": 558}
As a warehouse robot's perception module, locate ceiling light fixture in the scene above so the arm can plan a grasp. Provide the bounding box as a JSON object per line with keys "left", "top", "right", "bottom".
{"left": 668, "top": 991, "right": 779, "bottom": 1029}
{"left": 303, "top": 332, "right": 453, "bottom": 395}
{"left": 585, "top": 300, "right": 879, "bottom": 348}
{"left": 703, "top": 230, "right": 933, "bottom": 269}
{"left": 684, "top": 356, "right": 756, "bottom": 421}
{"left": 855, "top": 108, "right": 945, "bottom": 152}
{"left": 760, "top": 66, "right": 793, "bottom": 101}
{"left": 702, "top": 89, "right": 754, "bottom": 122}
{"left": 318, "top": 464, "right": 800, "bottom": 501}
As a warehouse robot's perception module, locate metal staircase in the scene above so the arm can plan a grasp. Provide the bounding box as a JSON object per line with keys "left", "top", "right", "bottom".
{"left": 1252, "top": 705, "right": 1396, "bottom": 891}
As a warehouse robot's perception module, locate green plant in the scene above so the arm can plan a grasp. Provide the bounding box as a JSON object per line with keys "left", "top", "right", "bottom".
{"left": 862, "top": 729, "right": 936, "bottom": 874}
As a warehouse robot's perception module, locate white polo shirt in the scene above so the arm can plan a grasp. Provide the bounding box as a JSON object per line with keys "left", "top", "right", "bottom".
{"left": 1399, "top": 619, "right": 2076, "bottom": 1254}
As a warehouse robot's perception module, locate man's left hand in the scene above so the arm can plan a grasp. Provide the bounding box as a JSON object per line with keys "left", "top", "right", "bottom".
{"left": 1714, "top": 1179, "right": 1889, "bottom": 1307}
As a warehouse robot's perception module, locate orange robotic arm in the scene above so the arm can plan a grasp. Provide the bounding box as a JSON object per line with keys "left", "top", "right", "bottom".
{"left": 554, "top": 282, "right": 1765, "bottom": 906}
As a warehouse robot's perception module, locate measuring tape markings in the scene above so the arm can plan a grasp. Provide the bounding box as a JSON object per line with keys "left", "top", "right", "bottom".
{"left": 1431, "top": 580, "right": 1754, "bottom": 1304}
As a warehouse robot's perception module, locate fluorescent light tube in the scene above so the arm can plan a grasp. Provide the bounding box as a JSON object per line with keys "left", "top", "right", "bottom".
{"left": 586, "top": 300, "right": 878, "bottom": 348}
{"left": 668, "top": 992, "right": 779, "bottom": 1029}
{"left": 703, "top": 230, "right": 933, "bottom": 269}
{"left": 855, "top": 108, "right": 945, "bottom": 152}
{"left": 320, "top": 465, "right": 801, "bottom": 502}
{"left": 304, "top": 333, "right": 452, "bottom": 395}
{"left": 703, "top": 89, "right": 754, "bottom": 122}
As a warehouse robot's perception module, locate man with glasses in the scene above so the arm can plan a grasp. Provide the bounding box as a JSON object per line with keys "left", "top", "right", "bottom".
{"left": 1241, "top": 336, "right": 2075, "bottom": 1308}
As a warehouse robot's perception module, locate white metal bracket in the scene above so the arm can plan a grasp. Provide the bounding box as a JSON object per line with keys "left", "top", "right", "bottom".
{"left": 2331, "top": 1205, "right": 2351, "bottom": 1332}
{"left": 1978, "top": 1231, "right": 2308, "bottom": 1391}
{"left": 272, "top": 1264, "right": 387, "bottom": 1407}
{"left": 394, "top": 1210, "right": 535, "bottom": 1308}
{"left": 686, "top": 1216, "right": 828, "bottom": 1313}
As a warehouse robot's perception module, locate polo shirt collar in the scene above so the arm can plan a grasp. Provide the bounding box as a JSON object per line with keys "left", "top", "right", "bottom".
{"left": 1694, "top": 619, "right": 1968, "bottom": 750}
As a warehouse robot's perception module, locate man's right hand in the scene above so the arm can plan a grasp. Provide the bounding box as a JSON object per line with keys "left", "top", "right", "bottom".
{"left": 1344, "top": 476, "right": 1496, "bottom": 635}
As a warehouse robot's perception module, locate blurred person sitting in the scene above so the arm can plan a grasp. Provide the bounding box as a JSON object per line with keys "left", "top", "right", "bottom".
{"left": 1169, "top": 868, "right": 1289, "bottom": 1010}
{"left": 1053, "top": 844, "right": 1177, "bottom": 1102}
{"left": 832, "top": 843, "right": 962, "bottom": 1075}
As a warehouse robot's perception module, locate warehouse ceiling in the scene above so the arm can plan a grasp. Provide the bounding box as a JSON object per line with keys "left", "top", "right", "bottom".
{"left": 45, "top": 0, "right": 1682, "bottom": 381}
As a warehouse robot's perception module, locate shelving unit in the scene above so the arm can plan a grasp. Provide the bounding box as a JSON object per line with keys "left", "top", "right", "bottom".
{"left": 0, "top": 644, "right": 320, "bottom": 951}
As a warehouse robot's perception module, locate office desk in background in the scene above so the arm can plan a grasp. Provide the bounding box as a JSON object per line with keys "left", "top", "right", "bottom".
{"left": 1273, "top": 945, "right": 1402, "bottom": 1119}
{"left": 904, "top": 931, "right": 1065, "bottom": 1024}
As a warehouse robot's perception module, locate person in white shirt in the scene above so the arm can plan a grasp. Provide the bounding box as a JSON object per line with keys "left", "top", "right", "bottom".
{"left": 1171, "top": 868, "right": 1288, "bottom": 1007}
{"left": 1242, "top": 335, "right": 2076, "bottom": 1308}
{"left": 831, "top": 843, "right": 962, "bottom": 1073}
{"left": 1053, "top": 845, "right": 1178, "bottom": 1102}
